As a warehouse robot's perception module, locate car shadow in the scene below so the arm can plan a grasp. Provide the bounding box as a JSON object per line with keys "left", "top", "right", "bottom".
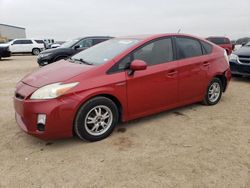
{"left": 232, "top": 76, "right": 250, "bottom": 83}
{"left": 42, "top": 102, "right": 201, "bottom": 148}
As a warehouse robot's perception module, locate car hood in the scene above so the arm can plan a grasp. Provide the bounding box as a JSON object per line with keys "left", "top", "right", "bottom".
{"left": 21, "top": 60, "right": 94, "bottom": 88}
{"left": 0, "top": 43, "right": 10, "bottom": 47}
{"left": 234, "top": 47, "right": 250, "bottom": 56}
{"left": 40, "top": 47, "right": 71, "bottom": 54}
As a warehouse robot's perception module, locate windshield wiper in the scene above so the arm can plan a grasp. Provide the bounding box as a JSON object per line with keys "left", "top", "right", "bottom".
{"left": 69, "top": 58, "right": 93, "bottom": 65}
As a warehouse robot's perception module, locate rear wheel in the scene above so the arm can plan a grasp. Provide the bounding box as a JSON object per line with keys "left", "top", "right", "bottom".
{"left": 74, "top": 97, "right": 119, "bottom": 141}
{"left": 203, "top": 78, "right": 222, "bottom": 105}
{"left": 32, "top": 48, "right": 40, "bottom": 55}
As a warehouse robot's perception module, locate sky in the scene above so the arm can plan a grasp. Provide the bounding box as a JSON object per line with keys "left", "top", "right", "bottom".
{"left": 0, "top": 0, "right": 249, "bottom": 41}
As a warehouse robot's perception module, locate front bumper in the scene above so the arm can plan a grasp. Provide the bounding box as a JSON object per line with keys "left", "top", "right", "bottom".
{"left": 0, "top": 50, "right": 11, "bottom": 58}
{"left": 13, "top": 82, "right": 79, "bottom": 140}
{"left": 37, "top": 55, "right": 53, "bottom": 66}
{"left": 230, "top": 60, "right": 250, "bottom": 76}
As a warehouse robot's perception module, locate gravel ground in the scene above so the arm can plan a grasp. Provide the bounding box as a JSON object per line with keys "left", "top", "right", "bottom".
{"left": 0, "top": 55, "right": 250, "bottom": 188}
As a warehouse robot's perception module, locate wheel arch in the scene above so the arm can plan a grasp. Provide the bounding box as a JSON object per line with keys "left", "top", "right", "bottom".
{"left": 74, "top": 93, "right": 124, "bottom": 123}
{"left": 214, "top": 74, "right": 227, "bottom": 92}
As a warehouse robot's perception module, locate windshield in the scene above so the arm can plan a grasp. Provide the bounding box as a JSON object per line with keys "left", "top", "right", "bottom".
{"left": 71, "top": 38, "right": 140, "bottom": 65}
{"left": 60, "top": 38, "right": 80, "bottom": 48}
{"left": 245, "top": 42, "right": 250, "bottom": 47}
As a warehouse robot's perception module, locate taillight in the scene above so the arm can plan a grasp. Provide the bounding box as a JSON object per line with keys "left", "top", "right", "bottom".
{"left": 224, "top": 50, "right": 229, "bottom": 65}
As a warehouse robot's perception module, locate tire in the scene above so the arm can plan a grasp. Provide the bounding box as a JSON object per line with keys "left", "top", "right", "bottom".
{"left": 74, "top": 97, "right": 119, "bottom": 142}
{"left": 232, "top": 74, "right": 242, "bottom": 78}
{"left": 54, "top": 56, "right": 67, "bottom": 62}
{"left": 32, "top": 48, "right": 40, "bottom": 55}
{"left": 203, "top": 78, "right": 223, "bottom": 106}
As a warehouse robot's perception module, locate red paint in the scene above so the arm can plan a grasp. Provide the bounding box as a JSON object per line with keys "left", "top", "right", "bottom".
{"left": 13, "top": 34, "right": 231, "bottom": 140}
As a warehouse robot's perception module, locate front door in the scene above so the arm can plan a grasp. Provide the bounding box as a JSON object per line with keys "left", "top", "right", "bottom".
{"left": 126, "top": 38, "right": 178, "bottom": 119}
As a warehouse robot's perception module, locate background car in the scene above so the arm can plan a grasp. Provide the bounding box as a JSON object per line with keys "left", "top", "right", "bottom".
{"left": 206, "top": 36, "right": 234, "bottom": 55}
{"left": 37, "top": 36, "right": 113, "bottom": 66}
{"left": 14, "top": 34, "right": 231, "bottom": 142}
{"left": 229, "top": 41, "right": 250, "bottom": 76}
{"left": 0, "top": 45, "right": 11, "bottom": 60}
{"left": 50, "top": 43, "right": 61, "bottom": 48}
{"left": 0, "top": 39, "right": 45, "bottom": 55}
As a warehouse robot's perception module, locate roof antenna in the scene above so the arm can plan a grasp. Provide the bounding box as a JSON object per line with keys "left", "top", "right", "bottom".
{"left": 177, "top": 29, "right": 181, "bottom": 33}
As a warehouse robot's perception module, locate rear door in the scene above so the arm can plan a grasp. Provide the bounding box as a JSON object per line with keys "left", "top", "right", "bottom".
{"left": 174, "top": 37, "right": 209, "bottom": 103}
{"left": 22, "top": 40, "right": 34, "bottom": 52}
{"left": 125, "top": 37, "right": 179, "bottom": 118}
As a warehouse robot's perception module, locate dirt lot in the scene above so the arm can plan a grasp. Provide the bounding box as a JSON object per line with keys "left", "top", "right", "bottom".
{"left": 0, "top": 55, "right": 250, "bottom": 188}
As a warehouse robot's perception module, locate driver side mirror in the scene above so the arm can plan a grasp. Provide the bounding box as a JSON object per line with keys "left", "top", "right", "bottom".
{"left": 74, "top": 45, "right": 80, "bottom": 50}
{"left": 128, "top": 59, "right": 147, "bottom": 75}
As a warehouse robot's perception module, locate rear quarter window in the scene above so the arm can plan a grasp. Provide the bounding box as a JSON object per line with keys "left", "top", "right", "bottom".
{"left": 35, "top": 40, "right": 45, "bottom": 44}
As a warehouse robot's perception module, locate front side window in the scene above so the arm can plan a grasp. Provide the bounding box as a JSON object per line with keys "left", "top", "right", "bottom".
{"left": 133, "top": 38, "right": 174, "bottom": 66}
{"left": 175, "top": 37, "right": 203, "bottom": 59}
{"left": 13, "top": 40, "right": 22, "bottom": 44}
{"left": 60, "top": 38, "right": 80, "bottom": 48}
{"left": 75, "top": 38, "right": 93, "bottom": 48}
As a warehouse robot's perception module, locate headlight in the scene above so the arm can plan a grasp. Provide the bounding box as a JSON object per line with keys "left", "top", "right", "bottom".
{"left": 39, "top": 53, "right": 52, "bottom": 58}
{"left": 30, "top": 82, "right": 79, "bottom": 100}
{"left": 229, "top": 54, "right": 239, "bottom": 61}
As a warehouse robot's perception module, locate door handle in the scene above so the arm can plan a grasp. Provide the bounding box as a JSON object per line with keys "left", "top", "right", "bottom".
{"left": 203, "top": 62, "right": 210, "bottom": 67}
{"left": 167, "top": 70, "right": 178, "bottom": 77}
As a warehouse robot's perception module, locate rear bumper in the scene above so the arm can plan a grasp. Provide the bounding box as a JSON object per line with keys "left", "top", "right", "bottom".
{"left": 224, "top": 68, "right": 231, "bottom": 92}
{"left": 230, "top": 60, "right": 250, "bottom": 76}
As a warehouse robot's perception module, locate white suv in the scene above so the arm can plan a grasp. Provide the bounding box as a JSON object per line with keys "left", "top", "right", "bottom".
{"left": 5, "top": 39, "right": 45, "bottom": 55}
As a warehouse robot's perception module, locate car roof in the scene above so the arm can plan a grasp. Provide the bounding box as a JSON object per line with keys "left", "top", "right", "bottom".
{"left": 79, "top": 36, "right": 113, "bottom": 39}
{"left": 116, "top": 33, "right": 206, "bottom": 41}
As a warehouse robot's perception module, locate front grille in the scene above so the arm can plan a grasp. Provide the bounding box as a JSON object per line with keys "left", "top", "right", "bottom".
{"left": 238, "top": 56, "right": 250, "bottom": 64}
{"left": 15, "top": 93, "right": 25, "bottom": 100}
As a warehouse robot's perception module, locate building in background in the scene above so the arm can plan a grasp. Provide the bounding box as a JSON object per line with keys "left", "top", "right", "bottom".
{"left": 0, "top": 24, "right": 26, "bottom": 43}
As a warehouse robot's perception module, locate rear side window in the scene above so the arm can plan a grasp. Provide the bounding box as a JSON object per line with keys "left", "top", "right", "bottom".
{"left": 23, "top": 40, "right": 33, "bottom": 44}
{"left": 133, "top": 38, "right": 174, "bottom": 66}
{"left": 93, "top": 38, "right": 108, "bottom": 45}
{"left": 207, "top": 38, "right": 230, "bottom": 45}
{"left": 201, "top": 41, "right": 213, "bottom": 55}
{"left": 175, "top": 37, "right": 203, "bottom": 59}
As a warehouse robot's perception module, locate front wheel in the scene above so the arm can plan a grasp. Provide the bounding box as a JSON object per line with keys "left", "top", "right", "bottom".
{"left": 74, "top": 97, "right": 119, "bottom": 142}
{"left": 203, "top": 78, "right": 223, "bottom": 105}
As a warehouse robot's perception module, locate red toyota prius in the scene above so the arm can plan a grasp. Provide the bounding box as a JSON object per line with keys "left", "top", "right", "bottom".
{"left": 13, "top": 34, "right": 231, "bottom": 141}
